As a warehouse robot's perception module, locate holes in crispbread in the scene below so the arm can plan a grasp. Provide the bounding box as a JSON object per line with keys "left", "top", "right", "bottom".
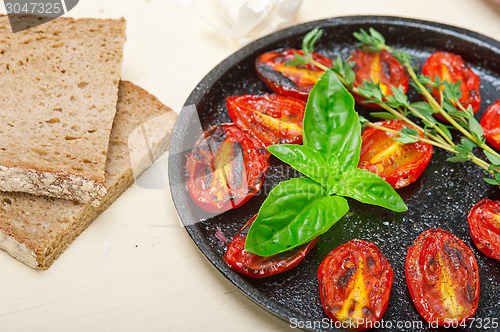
{"left": 2, "top": 198, "right": 12, "bottom": 205}
{"left": 78, "top": 82, "right": 88, "bottom": 89}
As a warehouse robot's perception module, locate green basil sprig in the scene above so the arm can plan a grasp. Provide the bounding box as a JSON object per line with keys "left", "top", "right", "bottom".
{"left": 244, "top": 69, "right": 407, "bottom": 256}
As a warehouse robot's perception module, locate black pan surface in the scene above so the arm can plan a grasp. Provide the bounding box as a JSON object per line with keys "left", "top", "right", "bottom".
{"left": 168, "top": 16, "right": 500, "bottom": 331}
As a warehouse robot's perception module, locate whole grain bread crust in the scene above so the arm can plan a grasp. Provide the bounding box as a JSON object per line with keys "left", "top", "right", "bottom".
{"left": 0, "top": 165, "right": 106, "bottom": 206}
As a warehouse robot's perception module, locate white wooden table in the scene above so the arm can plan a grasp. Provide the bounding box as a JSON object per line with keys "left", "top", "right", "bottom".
{"left": 1, "top": 0, "right": 500, "bottom": 330}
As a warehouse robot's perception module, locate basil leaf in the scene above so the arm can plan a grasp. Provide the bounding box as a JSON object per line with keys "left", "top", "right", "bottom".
{"left": 328, "top": 168, "right": 407, "bottom": 212}
{"left": 244, "top": 178, "right": 349, "bottom": 256}
{"left": 303, "top": 69, "right": 361, "bottom": 172}
{"left": 325, "top": 154, "right": 341, "bottom": 181}
{"left": 267, "top": 144, "right": 326, "bottom": 185}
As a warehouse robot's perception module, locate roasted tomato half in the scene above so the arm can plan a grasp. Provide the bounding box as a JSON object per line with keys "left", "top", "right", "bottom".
{"left": 350, "top": 48, "right": 409, "bottom": 108}
{"left": 405, "top": 228, "right": 480, "bottom": 325}
{"left": 422, "top": 51, "right": 481, "bottom": 120}
{"left": 226, "top": 94, "right": 306, "bottom": 146}
{"left": 358, "top": 120, "right": 433, "bottom": 189}
{"left": 255, "top": 49, "right": 332, "bottom": 101}
{"left": 467, "top": 199, "right": 500, "bottom": 261}
{"left": 186, "top": 123, "right": 270, "bottom": 213}
{"left": 224, "top": 214, "right": 319, "bottom": 278}
{"left": 317, "top": 239, "right": 393, "bottom": 331}
{"left": 480, "top": 100, "right": 500, "bottom": 150}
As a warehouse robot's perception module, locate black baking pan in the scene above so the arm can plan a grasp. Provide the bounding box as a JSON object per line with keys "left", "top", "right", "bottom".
{"left": 168, "top": 16, "right": 500, "bottom": 331}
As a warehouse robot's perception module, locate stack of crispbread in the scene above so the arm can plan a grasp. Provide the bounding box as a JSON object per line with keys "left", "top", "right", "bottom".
{"left": 0, "top": 16, "right": 177, "bottom": 269}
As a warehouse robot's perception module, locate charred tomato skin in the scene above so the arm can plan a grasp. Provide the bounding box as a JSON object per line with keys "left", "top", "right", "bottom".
{"left": 405, "top": 228, "right": 480, "bottom": 325}
{"left": 186, "top": 123, "right": 270, "bottom": 213}
{"left": 317, "top": 239, "right": 393, "bottom": 331}
{"left": 224, "top": 214, "right": 319, "bottom": 278}
{"left": 226, "top": 93, "right": 306, "bottom": 146}
{"left": 480, "top": 100, "right": 500, "bottom": 150}
{"left": 467, "top": 199, "right": 500, "bottom": 261}
{"left": 350, "top": 48, "right": 409, "bottom": 108}
{"left": 255, "top": 49, "right": 333, "bottom": 101}
{"left": 358, "top": 120, "right": 433, "bottom": 189}
{"left": 422, "top": 51, "right": 481, "bottom": 120}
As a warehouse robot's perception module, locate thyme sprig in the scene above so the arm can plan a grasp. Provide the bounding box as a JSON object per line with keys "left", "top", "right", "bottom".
{"left": 288, "top": 27, "right": 500, "bottom": 185}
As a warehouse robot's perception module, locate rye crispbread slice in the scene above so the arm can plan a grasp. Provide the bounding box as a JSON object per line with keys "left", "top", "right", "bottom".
{"left": 0, "top": 81, "right": 177, "bottom": 269}
{"left": 0, "top": 15, "right": 126, "bottom": 205}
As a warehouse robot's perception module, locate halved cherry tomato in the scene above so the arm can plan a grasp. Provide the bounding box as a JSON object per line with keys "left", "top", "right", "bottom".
{"left": 422, "top": 51, "right": 481, "bottom": 120}
{"left": 405, "top": 228, "right": 480, "bottom": 325}
{"left": 350, "top": 48, "right": 409, "bottom": 108}
{"left": 255, "top": 49, "right": 332, "bottom": 101}
{"left": 224, "top": 214, "right": 319, "bottom": 278}
{"left": 467, "top": 199, "right": 500, "bottom": 261}
{"left": 480, "top": 100, "right": 500, "bottom": 150}
{"left": 226, "top": 94, "right": 306, "bottom": 146}
{"left": 358, "top": 120, "right": 433, "bottom": 189}
{"left": 186, "top": 123, "right": 270, "bottom": 213}
{"left": 317, "top": 239, "right": 393, "bottom": 331}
